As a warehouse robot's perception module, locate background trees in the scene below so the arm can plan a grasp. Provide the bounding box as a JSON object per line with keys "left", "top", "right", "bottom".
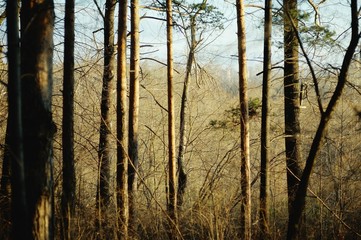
{"left": 0, "top": 0, "right": 360, "bottom": 239}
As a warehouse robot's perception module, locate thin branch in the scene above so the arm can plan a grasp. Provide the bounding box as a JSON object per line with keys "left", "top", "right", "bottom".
{"left": 0, "top": 79, "right": 7, "bottom": 87}
{"left": 140, "top": 83, "right": 168, "bottom": 112}
{"left": 92, "top": 0, "right": 105, "bottom": 20}
{"left": 140, "top": 57, "right": 180, "bottom": 74}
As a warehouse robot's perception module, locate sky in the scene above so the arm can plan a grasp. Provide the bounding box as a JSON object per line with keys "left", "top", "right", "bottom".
{"left": 49, "top": 0, "right": 356, "bottom": 83}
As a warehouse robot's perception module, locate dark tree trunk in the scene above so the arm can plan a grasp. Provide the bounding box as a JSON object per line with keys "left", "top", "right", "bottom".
{"left": 287, "top": 1, "right": 359, "bottom": 239}
{"left": 61, "top": 0, "right": 76, "bottom": 239}
{"left": 96, "top": 0, "right": 116, "bottom": 237}
{"left": 6, "top": 1, "right": 28, "bottom": 239}
{"left": 116, "top": 0, "right": 129, "bottom": 238}
{"left": 20, "top": 0, "right": 56, "bottom": 239}
{"left": 283, "top": 0, "right": 303, "bottom": 216}
{"left": 259, "top": 0, "right": 272, "bottom": 239}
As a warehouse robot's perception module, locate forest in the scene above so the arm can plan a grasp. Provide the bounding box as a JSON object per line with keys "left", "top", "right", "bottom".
{"left": 0, "top": 0, "right": 360, "bottom": 239}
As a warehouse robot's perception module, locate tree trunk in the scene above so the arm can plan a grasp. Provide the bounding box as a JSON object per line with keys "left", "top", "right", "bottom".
{"left": 176, "top": 16, "right": 196, "bottom": 209}
{"left": 20, "top": 0, "right": 56, "bottom": 239}
{"left": 129, "top": 0, "right": 140, "bottom": 229}
{"left": 61, "top": 0, "right": 76, "bottom": 239}
{"left": 259, "top": 0, "right": 272, "bottom": 239}
{"left": 116, "top": 0, "right": 129, "bottom": 238}
{"left": 236, "top": 1, "right": 251, "bottom": 239}
{"left": 283, "top": 0, "right": 303, "bottom": 219}
{"left": 287, "top": 1, "right": 359, "bottom": 239}
{"left": 6, "top": 1, "right": 28, "bottom": 238}
{"left": 166, "top": 0, "right": 178, "bottom": 236}
{"left": 96, "top": 0, "right": 116, "bottom": 237}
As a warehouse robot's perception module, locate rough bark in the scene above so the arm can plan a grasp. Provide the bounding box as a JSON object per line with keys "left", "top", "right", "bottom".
{"left": 129, "top": 0, "right": 140, "bottom": 229}
{"left": 20, "top": 0, "right": 56, "bottom": 239}
{"left": 116, "top": 0, "right": 129, "bottom": 238}
{"left": 287, "top": 1, "right": 359, "bottom": 239}
{"left": 283, "top": 0, "right": 303, "bottom": 215}
{"left": 259, "top": 0, "right": 272, "bottom": 239}
{"left": 61, "top": 0, "right": 76, "bottom": 239}
{"left": 236, "top": 0, "right": 251, "bottom": 239}
{"left": 6, "top": 1, "right": 28, "bottom": 238}
{"left": 96, "top": 0, "right": 116, "bottom": 237}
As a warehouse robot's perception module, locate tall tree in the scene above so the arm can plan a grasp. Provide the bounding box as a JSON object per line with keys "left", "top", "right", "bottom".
{"left": 6, "top": 0, "right": 28, "bottom": 239}
{"left": 259, "top": 0, "right": 272, "bottom": 239}
{"left": 166, "top": 0, "right": 178, "bottom": 234}
{"left": 129, "top": 0, "right": 140, "bottom": 227}
{"left": 96, "top": 0, "right": 116, "bottom": 237}
{"left": 171, "top": 0, "right": 223, "bottom": 208}
{"left": 20, "top": 0, "right": 56, "bottom": 238}
{"left": 175, "top": 1, "right": 197, "bottom": 208}
{"left": 236, "top": 0, "right": 251, "bottom": 239}
{"left": 283, "top": 0, "right": 303, "bottom": 215}
{"left": 116, "top": 0, "right": 129, "bottom": 238}
{"left": 287, "top": 0, "right": 360, "bottom": 239}
{"left": 61, "top": 0, "right": 76, "bottom": 239}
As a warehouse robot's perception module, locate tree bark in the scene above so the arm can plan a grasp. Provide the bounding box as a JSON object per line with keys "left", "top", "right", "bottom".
{"left": 287, "top": 1, "right": 359, "bottom": 239}
{"left": 20, "top": 0, "right": 56, "bottom": 239}
{"left": 283, "top": 0, "right": 303, "bottom": 218}
{"left": 6, "top": 1, "right": 28, "bottom": 238}
{"left": 129, "top": 0, "right": 140, "bottom": 229}
{"left": 61, "top": 0, "right": 76, "bottom": 239}
{"left": 236, "top": 0, "right": 251, "bottom": 239}
{"left": 166, "top": 0, "right": 178, "bottom": 236}
{"left": 176, "top": 16, "right": 196, "bottom": 209}
{"left": 259, "top": 0, "right": 272, "bottom": 239}
{"left": 117, "top": 0, "right": 129, "bottom": 238}
{"left": 96, "top": 0, "right": 116, "bottom": 237}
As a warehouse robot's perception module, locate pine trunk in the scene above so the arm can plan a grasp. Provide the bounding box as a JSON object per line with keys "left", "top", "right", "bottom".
{"left": 61, "top": 0, "right": 76, "bottom": 239}
{"left": 129, "top": 0, "right": 140, "bottom": 229}
{"left": 283, "top": 0, "right": 303, "bottom": 214}
{"left": 20, "top": 0, "right": 56, "bottom": 238}
{"left": 96, "top": 0, "right": 116, "bottom": 237}
{"left": 236, "top": 0, "right": 251, "bottom": 239}
{"left": 166, "top": 0, "right": 178, "bottom": 237}
{"left": 116, "top": 0, "right": 129, "bottom": 238}
{"left": 259, "top": 0, "right": 272, "bottom": 239}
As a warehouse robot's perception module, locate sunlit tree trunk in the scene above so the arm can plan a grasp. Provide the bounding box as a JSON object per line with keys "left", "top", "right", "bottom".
{"left": 166, "top": 0, "right": 178, "bottom": 237}
{"left": 116, "top": 0, "right": 129, "bottom": 238}
{"left": 236, "top": 0, "right": 251, "bottom": 239}
{"left": 129, "top": 0, "right": 140, "bottom": 228}
{"left": 96, "top": 0, "right": 116, "bottom": 237}
{"left": 61, "top": 0, "right": 76, "bottom": 239}
{"left": 259, "top": 0, "right": 272, "bottom": 239}
{"left": 20, "top": 0, "right": 56, "bottom": 238}
{"left": 287, "top": 0, "right": 359, "bottom": 239}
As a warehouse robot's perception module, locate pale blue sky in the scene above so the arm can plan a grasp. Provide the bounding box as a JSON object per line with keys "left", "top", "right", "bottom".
{"left": 51, "top": 0, "right": 355, "bottom": 82}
